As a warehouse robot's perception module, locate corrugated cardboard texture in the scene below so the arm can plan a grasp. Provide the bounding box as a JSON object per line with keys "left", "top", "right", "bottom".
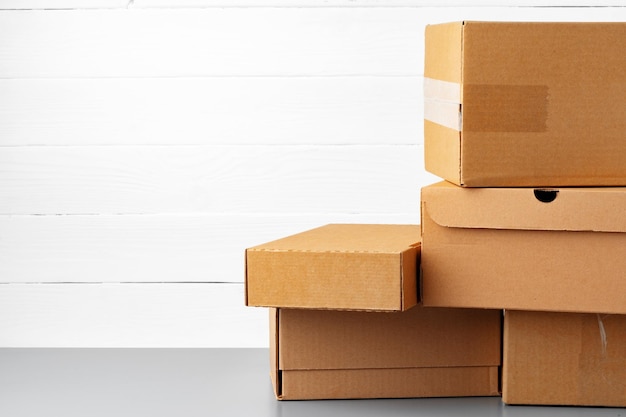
{"left": 246, "top": 224, "right": 420, "bottom": 311}
{"left": 424, "top": 21, "right": 462, "bottom": 83}
{"left": 269, "top": 308, "right": 279, "bottom": 399}
{"left": 424, "top": 120, "right": 461, "bottom": 184}
{"left": 272, "top": 306, "right": 502, "bottom": 400}
{"left": 422, "top": 181, "right": 626, "bottom": 232}
{"left": 278, "top": 307, "right": 501, "bottom": 370}
{"left": 420, "top": 182, "right": 626, "bottom": 314}
{"left": 282, "top": 367, "right": 499, "bottom": 400}
{"left": 424, "top": 21, "right": 626, "bottom": 187}
{"left": 503, "top": 310, "right": 626, "bottom": 407}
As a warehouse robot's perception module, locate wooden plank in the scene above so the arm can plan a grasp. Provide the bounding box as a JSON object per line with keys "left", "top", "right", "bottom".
{"left": 0, "top": 0, "right": 129, "bottom": 8}
{"left": 0, "top": 77, "right": 421, "bottom": 146}
{"left": 0, "top": 213, "right": 419, "bottom": 283}
{"left": 133, "top": 1, "right": 626, "bottom": 6}
{"left": 0, "top": 145, "right": 433, "bottom": 215}
{"left": 1, "top": 1, "right": 623, "bottom": 9}
{"left": 0, "top": 282, "right": 269, "bottom": 347}
{"left": 2, "top": 8, "right": 625, "bottom": 78}
{"left": 0, "top": 8, "right": 421, "bottom": 77}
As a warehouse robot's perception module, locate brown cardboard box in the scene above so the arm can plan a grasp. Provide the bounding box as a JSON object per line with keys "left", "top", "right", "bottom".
{"left": 271, "top": 306, "right": 502, "bottom": 400}
{"left": 420, "top": 181, "right": 626, "bottom": 314}
{"left": 503, "top": 310, "right": 626, "bottom": 407}
{"left": 246, "top": 224, "right": 420, "bottom": 311}
{"left": 424, "top": 21, "right": 626, "bottom": 187}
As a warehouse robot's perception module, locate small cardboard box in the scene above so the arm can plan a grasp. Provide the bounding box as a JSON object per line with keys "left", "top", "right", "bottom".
{"left": 245, "top": 224, "right": 420, "bottom": 311}
{"left": 271, "top": 306, "right": 502, "bottom": 400}
{"left": 420, "top": 181, "right": 626, "bottom": 314}
{"left": 503, "top": 310, "right": 626, "bottom": 407}
{"left": 424, "top": 21, "right": 626, "bottom": 187}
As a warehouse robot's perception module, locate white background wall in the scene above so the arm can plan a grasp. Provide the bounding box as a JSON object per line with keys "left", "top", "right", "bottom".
{"left": 0, "top": 0, "right": 623, "bottom": 347}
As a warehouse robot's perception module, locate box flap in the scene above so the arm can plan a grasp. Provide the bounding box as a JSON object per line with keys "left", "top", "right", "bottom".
{"left": 421, "top": 181, "right": 626, "bottom": 233}
{"left": 278, "top": 307, "right": 501, "bottom": 371}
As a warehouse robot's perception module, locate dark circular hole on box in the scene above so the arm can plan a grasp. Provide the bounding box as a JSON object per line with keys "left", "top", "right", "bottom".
{"left": 534, "top": 189, "right": 558, "bottom": 203}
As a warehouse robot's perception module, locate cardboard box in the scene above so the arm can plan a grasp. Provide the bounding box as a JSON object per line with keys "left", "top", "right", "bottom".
{"left": 420, "top": 181, "right": 626, "bottom": 314}
{"left": 271, "top": 306, "right": 502, "bottom": 400}
{"left": 246, "top": 224, "right": 420, "bottom": 311}
{"left": 503, "top": 310, "right": 626, "bottom": 407}
{"left": 424, "top": 21, "right": 626, "bottom": 187}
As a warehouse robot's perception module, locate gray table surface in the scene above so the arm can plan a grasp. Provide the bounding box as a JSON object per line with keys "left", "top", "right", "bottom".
{"left": 0, "top": 348, "right": 623, "bottom": 417}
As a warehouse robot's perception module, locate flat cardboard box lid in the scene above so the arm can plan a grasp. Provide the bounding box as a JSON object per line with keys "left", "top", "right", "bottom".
{"left": 245, "top": 224, "right": 420, "bottom": 311}
{"left": 422, "top": 181, "right": 626, "bottom": 233}
{"left": 420, "top": 181, "right": 626, "bottom": 314}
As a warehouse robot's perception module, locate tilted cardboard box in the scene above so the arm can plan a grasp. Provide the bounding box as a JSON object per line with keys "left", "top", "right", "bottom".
{"left": 503, "top": 310, "right": 626, "bottom": 407}
{"left": 271, "top": 307, "right": 502, "bottom": 400}
{"left": 246, "top": 224, "right": 420, "bottom": 311}
{"left": 420, "top": 181, "right": 626, "bottom": 314}
{"left": 424, "top": 21, "right": 626, "bottom": 187}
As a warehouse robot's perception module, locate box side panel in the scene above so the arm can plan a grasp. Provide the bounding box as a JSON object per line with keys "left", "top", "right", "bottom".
{"left": 503, "top": 310, "right": 626, "bottom": 407}
{"left": 424, "top": 21, "right": 462, "bottom": 83}
{"left": 269, "top": 308, "right": 280, "bottom": 399}
{"left": 279, "top": 306, "right": 501, "bottom": 370}
{"left": 421, "top": 208, "right": 626, "bottom": 314}
{"left": 244, "top": 248, "right": 250, "bottom": 305}
{"left": 281, "top": 366, "right": 500, "bottom": 400}
{"left": 423, "top": 22, "right": 463, "bottom": 185}
{"left": 460, "top": 22, "right": 626, "bottom": 187}
{"left": 424, "top": 120, "right": 461, "bottom": 186}
{"left": 501, "top": 310, "right": 510, "bottom": 401}
{"left": 503, "top": 310, "right": 581, "bottom": 405}
{"left": 459, "top": 130, "right": 626, "bottom": 187}
{"left": 247, "top": 251, "right": 404, "bottom": 311}
{"left": 401, "top": 246, "right": 419, "bottom": 309}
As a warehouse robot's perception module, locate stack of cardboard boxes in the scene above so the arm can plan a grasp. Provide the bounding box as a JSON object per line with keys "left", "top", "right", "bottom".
{"left": 245, "top": 224, "right": 501, "bottom": 400}
{"left": 422, "top": 21, "right": 626, "bottom": 407}
{"left": 245, "top": 21, "right": 626, "bottom": 406}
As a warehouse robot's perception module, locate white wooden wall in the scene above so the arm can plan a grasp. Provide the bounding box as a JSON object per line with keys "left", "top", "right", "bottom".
{"left": 0, "top": 1, "right": 623, "bottom": 347}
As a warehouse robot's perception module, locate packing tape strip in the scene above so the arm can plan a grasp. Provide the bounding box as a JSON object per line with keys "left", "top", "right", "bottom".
{"left": 424, "top": 77, "right": 549, "bottom": 133}
{"left": 423, "top": 77, "right": 462, "bottom": 132}
{"left": 463, "top": 84, "right": 548, "bottom": 133}
{"left": 423, "top": 77, "right": 461, "bottom": 103}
